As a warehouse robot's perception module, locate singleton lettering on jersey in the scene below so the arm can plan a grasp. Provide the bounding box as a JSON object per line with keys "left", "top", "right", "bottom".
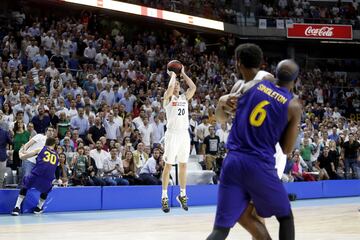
{"left": 257, "top": 84, "right": 288, "bottom": 104}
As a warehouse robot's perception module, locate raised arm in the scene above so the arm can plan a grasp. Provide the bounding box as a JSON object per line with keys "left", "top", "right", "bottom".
{"left": 163, "top": 71, "right": 177, "bottom": 105}
{"left": 181, "top": 66, "right": 196, "bottom": 100}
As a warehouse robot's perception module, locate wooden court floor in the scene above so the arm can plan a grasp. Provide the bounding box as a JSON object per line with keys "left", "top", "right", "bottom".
{"left": 0, "top": 197, "right": 359, "bottom": 240}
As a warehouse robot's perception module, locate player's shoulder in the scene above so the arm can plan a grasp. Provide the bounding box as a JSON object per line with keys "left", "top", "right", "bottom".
{"left": 288, "top": 97, "right": 303, "bottom": 116}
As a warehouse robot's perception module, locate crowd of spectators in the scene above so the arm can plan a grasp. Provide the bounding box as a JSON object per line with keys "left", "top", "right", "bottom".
{"left": 0, "top": 5, "right": 358, "bottom": 188}
{"left": 123, "top": 0, "right": 360, "bottom": 27}
{"left": 256, "top": 0, "right": 360, "bottom": 28}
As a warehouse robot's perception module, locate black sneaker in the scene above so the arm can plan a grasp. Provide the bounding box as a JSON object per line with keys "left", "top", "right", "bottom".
{"left": 33, "top": 206, "right": 44, "bottom": 215}
{"left": 11, "top": 207, "right": 20, "bottom": 216}
{"left": 176, "top": 195, "right": 188, "bottom": 211}
{"left": 161, "top": 198, "right": 170, "bottom": 213}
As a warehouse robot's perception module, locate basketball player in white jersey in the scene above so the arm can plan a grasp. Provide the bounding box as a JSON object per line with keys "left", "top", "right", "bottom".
{"left": 161, "top": 66, "right": 196, "bottom": 213}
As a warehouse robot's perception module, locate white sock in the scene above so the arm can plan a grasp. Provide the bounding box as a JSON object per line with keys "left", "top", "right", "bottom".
{"left": 162, "top": 190, "right": 168, "bottom": 199}
{"left": 180, "top": 188, "right": 186, "bottom": 197}
{"left": 15, "top": 195, "right": 25, "bottom": 209}
{"left": 37, "top": 198, "right": 46, "bottom": 209}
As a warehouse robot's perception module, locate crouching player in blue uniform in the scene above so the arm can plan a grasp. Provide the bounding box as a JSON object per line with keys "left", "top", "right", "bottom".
{"left": 207, "top": 59, "right": 302, "bottom": 240}
{"left": 12, "top": 137, "right": 59, "bottom": 216}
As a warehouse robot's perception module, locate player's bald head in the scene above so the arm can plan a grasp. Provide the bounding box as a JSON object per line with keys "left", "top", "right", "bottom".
{"left": 276, "top": 59, "right": 299, "bottom": 83}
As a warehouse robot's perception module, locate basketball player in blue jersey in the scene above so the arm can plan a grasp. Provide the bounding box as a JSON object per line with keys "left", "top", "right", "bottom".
{"left": 207, "top": 58, "right": 302, "bottom": 240}
{"left": 216, "top": 44, "right": 289, "bottom": 239}
{"left": 11, "top": 137, "right": 59, "bottom": 216}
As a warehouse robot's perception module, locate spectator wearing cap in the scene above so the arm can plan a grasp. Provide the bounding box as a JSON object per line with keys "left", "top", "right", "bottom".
{"left": 31, "top": 106, "right": 51, "bottom": 134}
{"left": 70, "top": 108, "right": 89, "bottom": 140}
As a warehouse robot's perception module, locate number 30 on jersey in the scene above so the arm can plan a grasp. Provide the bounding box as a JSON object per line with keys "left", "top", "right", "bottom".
{"left": 43, "top": 151, "right": 57, "bottom": 165}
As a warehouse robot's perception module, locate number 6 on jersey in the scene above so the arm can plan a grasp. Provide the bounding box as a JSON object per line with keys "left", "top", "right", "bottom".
{"left": 249, "top": 100, "right": 270, "bottom": 127}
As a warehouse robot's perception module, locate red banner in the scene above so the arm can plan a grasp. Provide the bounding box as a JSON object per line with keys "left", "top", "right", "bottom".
{"left": 287, "top": 23, "right": 352, "bottom": 40}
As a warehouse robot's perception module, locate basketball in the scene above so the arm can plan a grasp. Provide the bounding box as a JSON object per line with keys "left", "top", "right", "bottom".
{"left": 167, "top": 60, "right": 183, "bottom": 75}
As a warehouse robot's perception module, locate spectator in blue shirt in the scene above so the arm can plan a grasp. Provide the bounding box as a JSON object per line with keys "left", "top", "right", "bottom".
{"left": 119, "top": 91, "right": 135, "bottom": 113}
{"left": 328, "top": 127, "right": 339, "bottom": 143}
{"left": 83, "top": 74, "right": 97, "bottom": 97}
{"left": 32, "top": 48, "right": 49, "bottom": 69}
{"left": 70, "top": 108, "right": 89, "bottom": 140}
{"left": 31, "top": 106, "right": 51, "bottom": 134}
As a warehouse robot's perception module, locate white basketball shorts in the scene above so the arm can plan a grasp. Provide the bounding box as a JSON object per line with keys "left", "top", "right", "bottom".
{"left": 275, "top": 143, "right": 287, "bottom": 179}
{"left": 163, "top": 130, "right": 191, "bottom": 165}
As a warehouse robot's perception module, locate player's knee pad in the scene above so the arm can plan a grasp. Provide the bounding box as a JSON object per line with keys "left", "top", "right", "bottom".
{"left": 19, "top": 188, "right": 28, "bottom": 196}
{"left": 40, "top": 192, "right": 48, "bottom": 200}
{"left": 206, "top": 226, "right": 230, "bottom": 240}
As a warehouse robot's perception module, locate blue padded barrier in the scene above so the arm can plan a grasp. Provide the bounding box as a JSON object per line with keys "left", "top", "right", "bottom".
{"left": 1, "top": 181, "right": 360, "bottom": 214}
{"left": 102, "top": 186, "right": 171, "bottom": 210}
{"left": 283, "top": 181, "right": 323, "bottom": 199}
{"left": 171, "top": 185, "right": 218, "bottom": 207}
{"left": 322, "top": 180, "right": 360, "bottom": 198}
{"left": 22, "top": 187, "right": 102, "bottom": 213}
{"left": 0, "top": 189, "right": 20, "bottom": 214}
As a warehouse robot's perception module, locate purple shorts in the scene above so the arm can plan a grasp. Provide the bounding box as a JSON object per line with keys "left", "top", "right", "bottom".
{"left": 22, "top": 173, "right": 53, "bottom": 193}
{"left": 214, "top": 151, "right": 291, "bottom": 228}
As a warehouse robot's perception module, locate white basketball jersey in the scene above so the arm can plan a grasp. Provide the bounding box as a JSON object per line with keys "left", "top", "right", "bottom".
{"left": 165, "top": 94, "right": 189, "bottom": 131}
{"left": 254, "top": 70, "right": 271, "bottom": 81}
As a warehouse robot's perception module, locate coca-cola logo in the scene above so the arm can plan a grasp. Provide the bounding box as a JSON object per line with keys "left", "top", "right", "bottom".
{"left": 305, "top": 26, "right": 334, "bottom": 37}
